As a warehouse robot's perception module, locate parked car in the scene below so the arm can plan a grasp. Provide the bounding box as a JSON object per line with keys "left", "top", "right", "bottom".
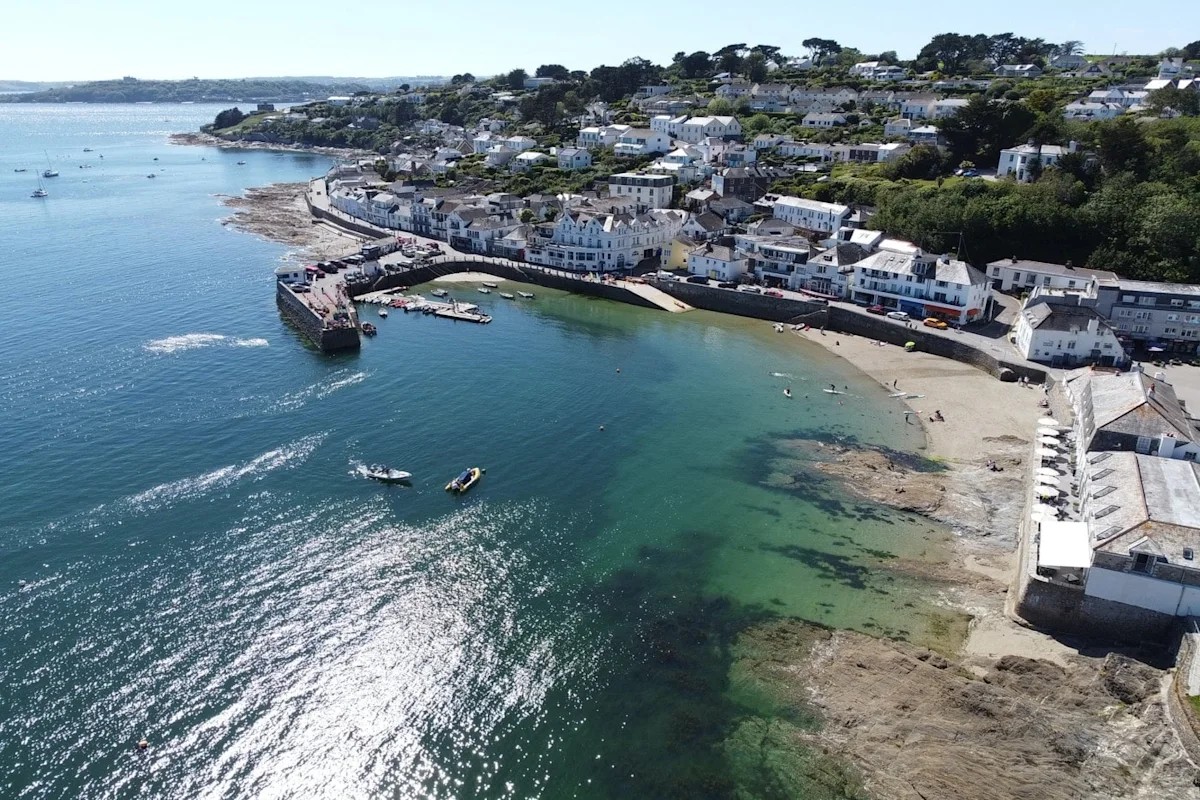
{"left": 717, "top": 281, "right": 738, "bottom": 289}
{"left": 886, "top": 311, "right": 910, "bottom": 321}
{"left": 764, "top": 289, "right": 784, "bottom": 298}
{"left": 865, "top": 305, "right": 887, "bottom": 315}
{"left": 292, "top": 284, "right": 311, "bottom": 293}
{"left": 686, "top": 275, "right": 709, "bottom": 284}
{"left": 923, "top": 317, "right": 949, "bottom": 329}
{"left": 738, "top": 285, "right": 762, "bottom": 294}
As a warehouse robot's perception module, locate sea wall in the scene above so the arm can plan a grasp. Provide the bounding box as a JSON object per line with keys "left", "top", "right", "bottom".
{"left": 306, "top": 196, "right": 390, "bottom": 240}
{"left": 276, "top": 282, "right": 360, "bottom": 352}
{"left": 1167, "top": 624, "right": 1200, "bottom": 766}
{"left": 350, "top": 259, "right": 662, "bottom": 311}
{"left": 649, "top": 280, "right": 1047, "bottom": 384}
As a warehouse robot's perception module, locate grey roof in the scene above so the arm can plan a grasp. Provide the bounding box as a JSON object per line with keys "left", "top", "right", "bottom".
{"left": 988, "top": 260, "right": 1118, "bottom": 281}
{"left": 692, "top": 212, "right": 727, "bottom": 232}
{"left": 1023, "top": 302, "right": 1112, "bottom": 333}
{"left": 853, "top": 251, "right": 987, "bottom": 287}
{"left": 710, "top": 197, "right": 753, "bottom": 212}
{"left": 454, "top": 207, "right": 489, "bottom": 222}
{"left": 691, "top": 244, "right": 739, "bottom": 261}
{"left": 1075, "top": 371, "right": 1195, "bottom": 444}
{"left": 469, "top": 217, "right": 517, "bottom": 231}
{"left": 1088, "top": 452, "right": 1200, "bottom": 562}
{"left": 748, "top": 217, "right": 797, "bottom": 234}
{"left": 1103, "top": 279, "right": 1200, "bottom": 298}
{"left": 811, "top": 243, "right": 867, "bottom": 268}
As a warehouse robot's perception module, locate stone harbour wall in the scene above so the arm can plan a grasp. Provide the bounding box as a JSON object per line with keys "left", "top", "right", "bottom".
{"left": 276, "top": 282, "right": 360, "bottom": 352}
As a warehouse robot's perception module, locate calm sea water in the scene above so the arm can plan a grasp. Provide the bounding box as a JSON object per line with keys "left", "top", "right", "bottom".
{"left": 0, "top": 104, "right": 951, "bottom": 799}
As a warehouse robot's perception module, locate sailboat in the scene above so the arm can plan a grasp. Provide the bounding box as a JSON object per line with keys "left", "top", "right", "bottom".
{"left": 42, "top": 151, "right": 58, "bottom": 178}
{"left": 31, "top": 174, "right": 47, "bottom": 198}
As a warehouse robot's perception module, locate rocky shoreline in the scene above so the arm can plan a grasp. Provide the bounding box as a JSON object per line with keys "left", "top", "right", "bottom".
{"left": 169, "top": 131, "right": 372, "bottom": 160}
{"left": 216, "top": 182, "right": 365, "bottom": 261}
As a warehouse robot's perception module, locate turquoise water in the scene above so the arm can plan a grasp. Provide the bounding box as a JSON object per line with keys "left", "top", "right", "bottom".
{"left": 0, "top": 105, "right": 948, "bottom": 798}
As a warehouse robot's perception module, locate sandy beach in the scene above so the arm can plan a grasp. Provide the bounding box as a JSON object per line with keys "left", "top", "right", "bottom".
{"left": 432, "top": 272, "right": 503, "bottom": 284}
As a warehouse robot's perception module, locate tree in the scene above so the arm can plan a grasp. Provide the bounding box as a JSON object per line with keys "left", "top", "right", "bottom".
{"left": 505, "top": 68, "right": 528, "bottom": 90}
{"left": 746, "top": 52, "right": 768, "bottom": 83}
{"left": 743, "top": 113, "right": 772, "bottom": 133}
{"left": 801, "top": 37, "right": 842, "bottom": 65}
{"left": 679, "top": 51, "right": 712, "bottom": 79}
{"left": 536, "top": 64, "right": 570, "bottom": 80}
{"left": 707, "top": 97, "right": 734, "bottom": 115}
{"left": 1024, "top": 89, "right": 1058, "bottom": 114}
{"left": 878, "top": 50, "right": 899, "bottom": 65}
{"left": 1184, "top": 41, "right": 1200, "bottom": 61}
{"left": 1050, "top": 40, "right": 1085, "bottom": 59}
{"left": 938, "top": 95, "right": 1036, "bottom": 164}
{"left": 1097, "top": 116, "right": 1150, "bottom": 177}
{"left": 714, "top": 43, "right": 746, "bottom": 75}
{"left": 519, "top": 208, "right": 535, "bottom": 223}
{"left": 884, "top": 144, "right": 945, "bottom": 180}
{"left": 450, "top": 73, "right": 475, "bottom": 84}
{"left": 1148, "top": 86, "right": 1200, "bottom": 117}
{"left": 916, "top": 33, "right": 988, "bottom": 75}
{"left": 213, "top": 107, "right": 245, "bottom": 129}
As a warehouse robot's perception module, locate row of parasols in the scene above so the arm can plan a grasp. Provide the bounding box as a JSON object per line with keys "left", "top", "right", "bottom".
{"left": 1034, "top": 416, "right": 1068, "bottom": 500}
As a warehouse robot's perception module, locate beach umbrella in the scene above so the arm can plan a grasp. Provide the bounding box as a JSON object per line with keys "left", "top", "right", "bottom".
{"left": 1037, "top": 427, "right": 1060, "bottom": 437}
{"left": 1031, "top": 506, "right": 1056, "bottom": 521}
{"left": 1036, "top": 446, "right": 1059, "bottom": 459}
{"left": 1039, "top": 436, "right": 1061, "bottom": 446}
{"left": 1037, "top": 467, "right": 1061, "bottom": 477}
{"left": 1036, "top": 474, "right": 1062, "bottom": 486}
{"left": 1038, "top": 417, "right": 1060, "bottom": 426}
{"left": 1036, "top": 486, "right": 1060, "bottom": 498}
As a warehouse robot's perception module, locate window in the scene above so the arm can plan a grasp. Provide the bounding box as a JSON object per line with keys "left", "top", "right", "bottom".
{"left": 1138, "top": 297, "right": 1155, "bottom": 306}
{"left": 1168, "top": 314, "right": 1179, "bottom": 321}
{"left": 1172, "top": 299, "right": 1184, "bottom": 307}
{"left": 1134, "top": 324, "right": 1149, "bottom": 333}
{"left": 1118, "top": 309, "right": 1133, "bottom": 317}
{"left": 1121, "top": 295, "right": 1134, "bottom": 303}
{"left": 1132, "top": 552, "right": 1151, "bottom": 573}
{"left": 1067, "top": 341, "right": 1077, "bottom": 349}
{"left": 1012, "top": 272, "right": 1021, "bottom": 283}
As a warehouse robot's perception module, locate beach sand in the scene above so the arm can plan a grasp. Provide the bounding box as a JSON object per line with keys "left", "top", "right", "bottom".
{"left": 432, "top": 272, "right": 503, "bottom": 284}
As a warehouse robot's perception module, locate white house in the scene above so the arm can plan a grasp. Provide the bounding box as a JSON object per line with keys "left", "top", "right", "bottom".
{"left": 614, "top": 129, "right": 671, "bottom": 156}
{"left": 524, "top": 208, "right": 686, "bottom": 272}
{"left": 472, "top": 132, "right": 498, "bottom": 154}
{"left": 650, "top": 115, "right": 688, "bottom": 138}
{"left": 1050, "top": 54, "right": 1088, "bottom": 70}
{"left": 789, "top": 86, "right": 858, "bottom": 111}
{"left": 485, "top": 147, "right": 518, "bottom": 168}
{"left": 577, "top": 124, "right": 631, "bottom": 149}
{"left": 735, "top": 236, "right": 815, "bottom": 289}
{"left": 771, "top": 196, "right": 851, "bottom": 234}
{"left": 715, "top": 83, "right": 752, "bottom": 100}
{"left": 997, "top": 141, "right": 1078, "bottom": 182}
{"left": 1013, "top": 298, "right": 1127, "bottom": 367}
{"left": 851, "top": 247, "right": 991, "bottom": 325}
{"left": 884, "top": 118, "right": 913, "bottom": 137}
{"left": 557, "top": 147, "right": 592, "bottom": 170}
{"left": 801, "top": 113, "right": 846, "bottom": 128}
{"left": 688, "top": 244, "right": 746, "bottom": 282}
{"left": 834, "top": 142, "right": 911, "bottom": 163}
{"left": 931, "top": 98, "right": 969, "bottom": 119}
{"left": 503, "top": 135, "right": 537, "bottom": 153}
{"left": 523, "top": 77, "right": 559, "bottom": 90}
{"left": 752, "top": 133, "right": 786, "bottom": 150}
{"left": 995, "top": 64, "right": 1042, "bottom": 78}
{"left": 511, "top": 151, "right": 550, "bottom": 172}
{"left": 326, "top": 96, "right": 351, "bottom": 106}
{"left": 899, "top": 94, "right": 937, "bottom": 120}
{"left": 777, "top": 141, "right": 836, "bottom": 161}
{"left": 608, "top": 172, "right": 674, "bottom": 211}
{"left": 985, "top": 257, "right": 1117, "bottom": 294}
{"left": 1063, "top": 101, "right": 1124, "bottom": 121}
{"left": 752, "top": 83, "right": 791, "bottom": 101}
{"left": 677, "top": 116, "right": 742, "bottom": 144}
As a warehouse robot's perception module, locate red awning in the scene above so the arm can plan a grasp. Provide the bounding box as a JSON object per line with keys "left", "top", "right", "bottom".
{"left": 923, "top": 304, "right": 961, "bottom": 316}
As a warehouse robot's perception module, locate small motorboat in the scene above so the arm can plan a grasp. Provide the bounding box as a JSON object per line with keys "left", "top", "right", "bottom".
{"left": 482, "top": 281, "right": 499, "bottom": 289}
{"left": 31, "top": 188, "right": 48, "bottom": 198}
{"left": 147, "top": 173, "right": 156, "bottom": 178}
{"left": 823, "top": 389, "right": 845, "bottom": 395}
{"left": 378, "top": 307, "right": 389, "bottom": 317}
{"left": 783, "top": 388, "right": 792, "bottom": 398}
{"left": 478, "top": 288, "right": 491, "bottom": 294}
{"left": 236, "top": 160, "right": 246, "bottom": 165}
{"left": 445, "top": 467, "right": 482, "bottom": 494}
{"left": 362, "top": 322, "right": 377, "bottom": 336}
{"left": 500, "top": 292, "right": 515, "bottom": 300}
{"left": 430, "top": 288, "right": 449, "bottom": 298}
{"left": 518, "top": 292, "right": 534, "bottom": 299}
{"left": 83, "top": 148, "right": 93, "bottom": 152}
{"left": 153, "top": 157, "right": 158, "bottom": 161}
{"left": 13, "top": 168, "right": 27, "bottom": 173}
{"left": 364, "top": 465, "right": 412, "bottom": 483}
{"left": 773, "top": 324, "right": 784, "bottom": 333}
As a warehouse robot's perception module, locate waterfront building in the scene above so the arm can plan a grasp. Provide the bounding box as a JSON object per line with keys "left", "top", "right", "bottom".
{"left": 1094, "top": 279, "right": 1200, "bottom": 355}
{"left": 770, "top": 196, "right": 851, "bottom": 234}
{"left": 850, "top": 247, "right": 990, "bottom": 324}
{"left": 986, "top": 257, "right": 1116, "bottom": 294}
{"left": 1065, "top": 369, "right": 1199, "bottom": 461}
{"left": 687, "top": 243, "right": 747, "bottom": 282}
{"left": 1013, "top": 298, "right": 1127, "bottom": 368}
{"left": 524, "top": 208, "right": 686, "bottom": 272}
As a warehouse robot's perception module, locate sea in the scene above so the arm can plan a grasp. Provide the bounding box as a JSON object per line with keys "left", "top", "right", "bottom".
{"left": 0, "top": 104, "right": 957, "bottom": 799}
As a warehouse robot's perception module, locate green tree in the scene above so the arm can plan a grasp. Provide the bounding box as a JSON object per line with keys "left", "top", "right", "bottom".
{"left": 801, "top": 37, "right": 842, "bottom": 65}
{"left": 743, "top": 113, "right": 773, "bottom": 133}
{"left": 679, "top": 51, "right": 712, "bottom": 79}
{"left": 714, "top": 43, "right": 746, "bottom": 75}
{"left": 707, "top": 97, "right": 734, "bottom": 115}
{"left": 505, "top": 69, "right": 528, "bottom": 90}
{"left": 535, "top": 64, "right": 570, "bottom": 80}
{"left": 1024, "top": 89, "right": 1058, "bottom": 114}
{"left": 938, "top": 95, "right": 1036, "bottom": 164}
{"left": 1097, "top": 116, "right": 1150, "bottom": 177}
{"left": 1148, "top": 86, "right": 1200, "bottom": 117}
{"left": 746, "top": 52, "right": 768, "bottom": 83}
{"left": 213, "top": 107, "right": 245, "bottom": 129}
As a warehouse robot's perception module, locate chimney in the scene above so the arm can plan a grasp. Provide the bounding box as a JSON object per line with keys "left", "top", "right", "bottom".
{"left": 1066, "top": 259, "right": 1074, "bottom": 270}
{"left": 1011, "top": 255, "right": 1018, "bottom": 264}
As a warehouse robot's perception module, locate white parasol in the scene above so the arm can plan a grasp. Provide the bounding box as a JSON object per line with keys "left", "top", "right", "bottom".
{"left": 1037, "top": 427, "right": 1060, "bottom": 437}
{"left": 1037, "top": 467, "right": 1062, "bottom": 477}
{"left": 1039, "top": 436, "right": 1061, "bottom": 446}
{"left": 1031, "top": 506, "right": 1057, "bottom": 521}
{"left": 1038, "top": 417, "right": 1061, "bottom": 426}
{"left": 1036, "top": 446, "right": 1059, "bottom": 459}
{"left": 1037, "top": 474, "right": 1062, "bottom": 486}
{"left": 1036, "top": 486, "right": 1060, "bottom": 498}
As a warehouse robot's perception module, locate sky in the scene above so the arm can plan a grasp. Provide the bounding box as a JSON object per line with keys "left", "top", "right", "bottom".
{"left": 0, "top": 0, "right": 1192, "bottom": 82}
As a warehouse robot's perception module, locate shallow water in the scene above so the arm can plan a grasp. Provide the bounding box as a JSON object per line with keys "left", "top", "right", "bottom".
{"left": 0, "top": 105, "right": 954, "bottom": 799}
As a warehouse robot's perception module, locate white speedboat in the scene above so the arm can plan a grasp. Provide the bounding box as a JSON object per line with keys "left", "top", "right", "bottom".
{"left": 482, "top": 281, "right": 499, "bottom": 288}
{"left": 430, "top": 288, "right": 449, "bottom": 298}
{"left": 500, "top": 292, "right": 515, "bottom": 299}
{"left": 236, "top": 160, "right": 246, "bottom": 165}
{"left": 13, "top": 168, "right": 27, "bottom": 173}
{"left": 774, "top": 324, "right": 784, "bottom": 333}
{"left": 478, "top": 288, "right": 491, "bottom": 294}
{"left": 518, "top": 291, "right": 534, "bottom": 299}
{"left": 31, "top": 188, "right": 47, "bottom": 198}
{"left": 378, "top": 307, "right": 389, "bottom": 317}
{"left": 364, "top": 466, "right": 411, "bottom": 483}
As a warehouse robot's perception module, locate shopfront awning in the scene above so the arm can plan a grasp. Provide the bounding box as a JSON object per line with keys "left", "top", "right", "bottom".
{"left": 1037, "top": 520, "right": 1092, "bottom": 569}
{"left": 923, "top": 304, "right": 961, "bottom": 316}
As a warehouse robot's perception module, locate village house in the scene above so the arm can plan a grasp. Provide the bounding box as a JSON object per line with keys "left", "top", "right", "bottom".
{"left": 752, "top": 83, "right": 791, "bottom": 101}
{"left": 777, "top": 141, "right": 837, "bottom": 161}
{"left": 577, "top": 124, "right": 631, "bottom": 149}
{"left": 710, "top": 166, "right": 788, "bottom": 202}
{"left": 614, "top": 128, "right": 671, "bottom": 156}
{"left": 677, "top": 116, "right": 743, "bottom": 144}
{"left": 997, "top": 141, "right": 1079, "bottom": 182}
{"left": 1094, "top": 280, "right": 1200, "bottom": 355}
{"left": 751, "top": 132, "right": 786, "bottom": 150}
{"left": 1063, "top": 101, "right": 1124, "bottom": 121}
{"left": 502, "top": 135, "right": 537, "bottom": 153}
{"left": 884, "top": 118, "right": 913, "bottom": 137}
{"left": 899, "top": 93, "right": 937, "bottom": 120}
{"left": 850, "top": 246, "right": 990, "bottom": 325}
{"left": 736, "top": 236, "right": 813, "bottom": 289}
{"left": 986, "top": 257, "right": 1117, "bottom": 294}
{"left": 715, "top": 82, "right": 753, "bottom": 100}
{"left": 650, "top": 115, "right": 689, "bottom": 139}
{"left": 770, "top": 196, "right": 851, "bottom": 234}
{"left": 608, "top": 172, "right": 675, "bottom": 211}
{"left": 745, "top": 217, "right": 796, "bottom": 237}
{"left": 510, "top": 151, "right": 550, "bottom": 173}
{"left": 835, "top": 142, "right": 911, "bottom": 163}
{"left": 556, "top": 147, "right": 592, "bottom": 170}
{"left": 788, "top": 86, "right": 858, "bottom": 112}
{"left": 681, "top": 211, "right": 729, "bottom": 241}
{"left": 801, "top": 112, "right": 846, "bottom": 128}
{"left": 995, "top": 64, "right": 1043, "bottom": 78}
{"left": 1013, "top": 297, "right": 1127, "bottom": 367}
{"left": 1066, "top": 370, "right": 1200, "bottom": 461}
{"left": 931, "top": 98, "right": 969, "bottom": 119}
{"left": 709, "top": 196, "right": 754, "bottom": 223}
{"left": 688, "top": 243, "right": 747, "bottom": 282}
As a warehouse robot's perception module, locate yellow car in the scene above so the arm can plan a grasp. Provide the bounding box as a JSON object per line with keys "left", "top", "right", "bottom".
{"left": 923, "top": 317, "right": 949, "bottom": 330}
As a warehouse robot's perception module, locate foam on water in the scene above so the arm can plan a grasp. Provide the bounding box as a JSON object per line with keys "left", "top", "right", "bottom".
{"left": 144, "top": 334, "right": 269, "bottom": 354}
{"left": 272, "top": 370, "right": 370, "bottom": 411}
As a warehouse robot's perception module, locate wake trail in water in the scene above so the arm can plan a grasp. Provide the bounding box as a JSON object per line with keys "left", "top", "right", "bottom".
{"left": 143, "top": 333, "right": 269, "bottom": 354}
{"left": 272, "top": 370, "right": 370, "bottom": 411}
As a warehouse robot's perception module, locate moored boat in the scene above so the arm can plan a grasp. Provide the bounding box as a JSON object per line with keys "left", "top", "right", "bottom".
{"left": 478, "top": 288, "right": 491, "bottom": 294}
{"left": 518, "top": 291, "right": 534, "bottom": 299}
{"left": 430, "top": 288, "right": 449, "bottom": 298}
{"left": 445, "top": 467, "right": 482, "bottom": 494}
{"left": 362, "top": 322, "right": 377, "bottom": 336}
{"left": 482, "top": 281, "right": 499, "bottom": 288}
{"left": 378, "top": 307, "right": 389, "bottom": 317}
{"left": 363, "top": 465, "right": 412, "bottom": 483}
{"left": 500, "top": 292, "right": 515, "bottom": 299}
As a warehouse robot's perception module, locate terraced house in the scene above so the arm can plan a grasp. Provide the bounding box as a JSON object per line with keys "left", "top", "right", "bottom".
{"left": 524, "top": 208, "right": 686, "bottom": 272}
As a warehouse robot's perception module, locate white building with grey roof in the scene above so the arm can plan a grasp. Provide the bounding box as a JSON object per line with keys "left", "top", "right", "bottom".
{"left": 1013, "top": 299, "right": 1126, "bottom": 368}
{"left": 850, "top": 246, "right": 991, "bottom": 324}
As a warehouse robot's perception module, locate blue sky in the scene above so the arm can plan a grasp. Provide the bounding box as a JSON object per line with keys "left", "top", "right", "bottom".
{"left": 1, "top": 0, "right": 1191, "bottom": 82}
